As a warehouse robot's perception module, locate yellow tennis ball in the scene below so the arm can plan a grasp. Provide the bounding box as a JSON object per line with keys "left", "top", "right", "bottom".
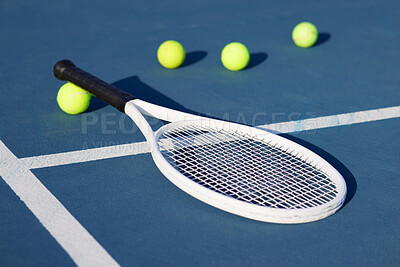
{"left": 292, "top": 22, "right": 318, "bottom": 48}
{"left": 57, "top": 82, "right": 91, "bottom": 115}
{"left": 157, "top": 40, "right": 186, "bottom": 69}
{"left": 221, "top": 42, "right": 250, "bottom": 71}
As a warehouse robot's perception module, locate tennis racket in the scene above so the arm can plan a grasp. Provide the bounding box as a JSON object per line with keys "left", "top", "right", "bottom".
{"left": 54, "top": 60, "right": 346, "bottom": 224}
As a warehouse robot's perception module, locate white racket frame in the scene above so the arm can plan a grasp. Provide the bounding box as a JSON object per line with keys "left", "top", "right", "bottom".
{"left": 127, "top": 100, "right": 347, "bottom": 224}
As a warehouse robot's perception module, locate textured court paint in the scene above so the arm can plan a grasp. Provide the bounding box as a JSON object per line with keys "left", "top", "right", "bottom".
{"left": 0, "top": 141, "right": 120, "bottom": 267}
{"left": 19, "top": 106, "right": 400, "bottom": 169}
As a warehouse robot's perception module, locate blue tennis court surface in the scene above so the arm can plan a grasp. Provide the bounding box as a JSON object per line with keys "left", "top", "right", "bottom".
{"left": 0, "top": 0, "right": 399, "bottom": 266}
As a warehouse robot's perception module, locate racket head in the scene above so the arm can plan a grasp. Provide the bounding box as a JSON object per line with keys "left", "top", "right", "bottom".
{"left": 150, "top": 119, "right": 346, "bottom": 224}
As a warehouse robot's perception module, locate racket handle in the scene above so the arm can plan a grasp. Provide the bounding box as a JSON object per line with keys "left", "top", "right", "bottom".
{"left": 54, "top": 59, "right": 135, "bottom": 112}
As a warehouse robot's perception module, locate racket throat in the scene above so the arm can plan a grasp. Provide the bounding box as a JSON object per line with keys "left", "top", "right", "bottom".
{"left": 125, "top": 101, "right": 156, "bottom": 148}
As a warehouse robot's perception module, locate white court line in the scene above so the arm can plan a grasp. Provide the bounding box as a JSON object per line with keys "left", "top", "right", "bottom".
{"left": 20, "top": 105, "right": 400, "bottom": 169}
{"left": 259, "top": 105, "right": 400, "bottom": 133}
{"left": 21, "top": 141, "right": 149, "bottom": 170}
{"left": 0, "top": 141, "right": 120, "bottom": 267}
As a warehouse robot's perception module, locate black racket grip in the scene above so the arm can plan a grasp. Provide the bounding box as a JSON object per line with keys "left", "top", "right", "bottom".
{"left": 54, "top": 60, "right": 135, "bottom": 113}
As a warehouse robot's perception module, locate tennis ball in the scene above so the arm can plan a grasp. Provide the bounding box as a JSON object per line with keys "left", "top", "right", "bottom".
{"left": 292, "top": 22, "right": 318, "bottom": 48}
{"left": 221, "top": 42, "right": 250, "bottom": 71}
{"left": 157, "top": 40, "right": 186, "bottom": 69}
{"left": 57, "top": 82, "right": 91, "bottom": 115}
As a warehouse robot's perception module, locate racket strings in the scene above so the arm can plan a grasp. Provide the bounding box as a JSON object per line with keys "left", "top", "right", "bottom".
{"left": 159, "top": 125, "right": 338, "bottom": 209}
